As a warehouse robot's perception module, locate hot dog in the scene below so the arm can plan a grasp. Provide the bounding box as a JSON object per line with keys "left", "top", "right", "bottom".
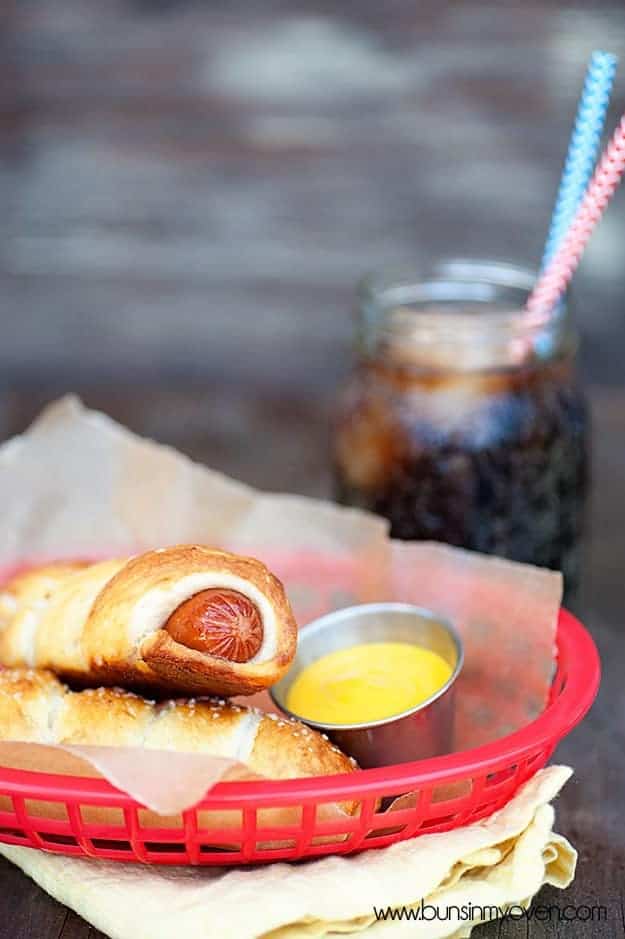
{"left": 0, "top": 545, "right": 298, "bottom": 697}
{"left": 164, "top": 588, "right": 264, "bottom": 661}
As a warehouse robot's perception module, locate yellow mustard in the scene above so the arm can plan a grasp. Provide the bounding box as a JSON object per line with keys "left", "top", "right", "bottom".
{"left": 286, "top": 641, "right": 452, "bottom": 724}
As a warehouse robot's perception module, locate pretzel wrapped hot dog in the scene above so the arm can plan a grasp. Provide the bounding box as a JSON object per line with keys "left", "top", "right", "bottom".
{"left": 0, "top": 668, "right": 359, "bottom": 829}
{"left": 0, "top": 546, "right": 297, "bottom": 697}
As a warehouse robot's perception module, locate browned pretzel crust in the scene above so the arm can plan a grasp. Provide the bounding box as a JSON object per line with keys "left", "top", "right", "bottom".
{"left": 0, "top": 668, "right": 359, "bottom": 826}
{"left": 0, "top": 546, "right": 298, "bottom": 697}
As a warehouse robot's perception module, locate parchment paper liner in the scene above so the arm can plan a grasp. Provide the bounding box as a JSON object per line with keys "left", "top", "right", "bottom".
{"left": 0, "top": 397, "right": 561, "bottom": 821}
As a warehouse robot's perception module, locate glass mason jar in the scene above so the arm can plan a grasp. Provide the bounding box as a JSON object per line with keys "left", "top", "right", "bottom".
{"left": 333, "top": 259, "right": 589, "bottom": 597}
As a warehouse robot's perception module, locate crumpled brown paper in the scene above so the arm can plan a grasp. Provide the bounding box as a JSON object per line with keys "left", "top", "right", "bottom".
{"left": 0, "top": 397, "right": 562, "bottom": 814}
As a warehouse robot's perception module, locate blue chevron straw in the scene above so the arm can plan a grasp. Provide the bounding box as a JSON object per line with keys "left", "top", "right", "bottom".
{"left": 542, "top": 50, "right": 617, "bottom": 268}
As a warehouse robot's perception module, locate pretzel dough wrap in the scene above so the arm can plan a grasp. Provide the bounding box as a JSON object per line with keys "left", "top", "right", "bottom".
{"left": 0, "top": 668, "right": 359, "bottom": 833}
{"left": 0, "top": 546, "right": 298, "bottom": 697}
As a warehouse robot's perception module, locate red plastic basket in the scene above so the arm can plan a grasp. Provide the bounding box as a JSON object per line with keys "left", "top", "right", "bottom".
{"left": 0, "top": 609, "right": 599, "bottom": 866}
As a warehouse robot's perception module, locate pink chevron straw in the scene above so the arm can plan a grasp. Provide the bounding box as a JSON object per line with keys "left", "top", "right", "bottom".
{"left": 527, "top": 114, "right": 625, "bottom": 314}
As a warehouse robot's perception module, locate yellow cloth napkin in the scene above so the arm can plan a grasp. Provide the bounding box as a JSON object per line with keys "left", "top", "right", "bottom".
{"left": 0, "top": 766, "right": 575, "bottom": 939}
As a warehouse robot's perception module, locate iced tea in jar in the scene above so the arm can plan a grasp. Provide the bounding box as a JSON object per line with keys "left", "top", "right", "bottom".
{"left": 333, "top": 260, "right": 588, "bottom": 595}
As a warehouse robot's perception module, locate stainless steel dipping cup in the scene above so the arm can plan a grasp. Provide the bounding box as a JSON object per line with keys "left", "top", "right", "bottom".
{"left": 270, "top": 603, "right": 464, "bottom": 769}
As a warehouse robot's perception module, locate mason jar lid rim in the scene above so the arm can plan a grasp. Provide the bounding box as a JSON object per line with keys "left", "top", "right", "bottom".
{"left": 359, "top": 258, "right": 539, "bottom": 298}
{"left": 358, "top": 258, "right": 568, "bottom": 330}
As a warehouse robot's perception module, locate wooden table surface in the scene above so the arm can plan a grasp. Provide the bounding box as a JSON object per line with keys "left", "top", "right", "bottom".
{"left": 1, "top": 2, "right": 625, "bottom": 936}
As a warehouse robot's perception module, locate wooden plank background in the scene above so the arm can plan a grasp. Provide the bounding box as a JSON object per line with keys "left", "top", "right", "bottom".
{"left": 1, "top": 1, "right": 625, "bottom": 395}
